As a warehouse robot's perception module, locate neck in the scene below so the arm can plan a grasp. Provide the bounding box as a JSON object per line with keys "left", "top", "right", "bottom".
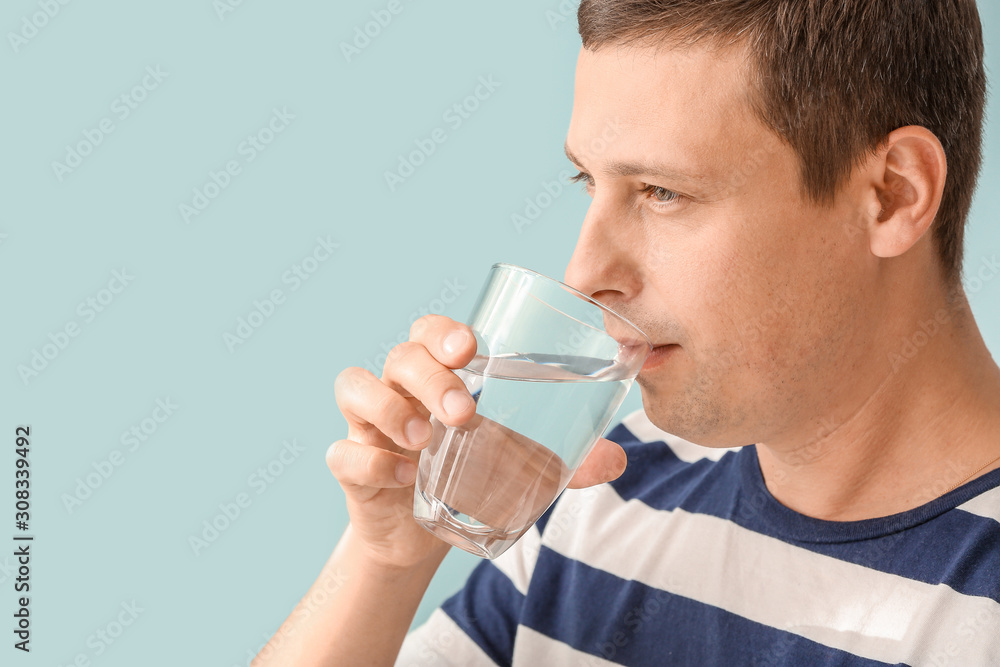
{"left": 757, "top": 286, "right": 1000, "bottom": 521}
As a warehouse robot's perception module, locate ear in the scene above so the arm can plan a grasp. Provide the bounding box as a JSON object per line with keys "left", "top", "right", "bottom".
{"left": 866, "top": 126, "right": 948, "bottom": 259}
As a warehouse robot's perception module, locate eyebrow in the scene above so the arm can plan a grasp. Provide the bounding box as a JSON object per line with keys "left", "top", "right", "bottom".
{"left": 564, "top": 142, "right": 708, "bottom": 185}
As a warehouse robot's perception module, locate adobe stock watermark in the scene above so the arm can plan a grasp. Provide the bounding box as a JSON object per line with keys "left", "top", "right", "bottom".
{"left": 223, "top": 235, "right": 339, "bottom": 352}
{"left": 55, "top": 600, "right": 144, "bottom": 667}
{"left": 17, "top": 268, "right": 135, "bottom": 386}
{"left": 51, "top": 66, "right": 169, "bottom": 182}
{"left": 511, "top": 171, "right": 574, "bottom": 235}
{"left": 245, "top": 566, "right": 350, "bottom": 665}
{"left": 394, "top": 626, "right": 461, "bottom": 667}
{"left": 963, "top": 253, "right": 1000, "bottom": 297}
{"left": 886, "top": 308, "right": 953, "bottom": 374}
{"left": 339, "top": 0, "right": 415, "bottom": 63}
{"left": 213, "top": 0, "right": 250, "bottom": 21}
{"left": 7, "top": 0, "right": 73, "bottom": 54}
{"left": 591, "top": 588, "right": 674, "bottom": 664}
{"left": 188, "top": 438, "right": 306, "bottom": 556}
{"left": 61, "top": 398, "right": 180, "bottom": 514}
{"left": 514, "top": 118, "right": 624, "bottom": 234}
{"left": 886, "top": 254, "right": 999, "bottom": 373}
{"left": 927, "top": 605, "right": 1000, "bottom": 667}
{"left": 736, "top": 292, "right": 799, "bottom": 345}
{"left": 545, "top": 0, "right": 579, "bottom": 30}
{"left": 179, "top": 107, "right": 295, "bottom": 224}
{"left": 384, "top": 76, "right": 501, "bottom": 192}
{"left": 549, "top": 307, "right": 607, "bottom": 358}
{"left": 759, "top": 355, "right": 998, "bottom": 496}
{"left": 361, "top": 277, "right": 468, "bottom": 376}
{"left": 526, "top": 486, "right": 600, "bottom": 557}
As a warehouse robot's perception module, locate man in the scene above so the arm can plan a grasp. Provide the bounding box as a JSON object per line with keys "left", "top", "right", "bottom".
{"left": 255, "top": 1, "right": 1000, "bottom": 664}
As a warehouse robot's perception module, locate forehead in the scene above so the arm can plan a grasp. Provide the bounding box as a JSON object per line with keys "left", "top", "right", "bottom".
{"left": 567, "top": 43, "right": 762, "bottom": 175}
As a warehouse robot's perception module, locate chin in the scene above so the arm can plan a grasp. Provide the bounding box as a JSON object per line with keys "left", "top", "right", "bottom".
{"left": 637, "top": 386, "right": 750, "bottom": 448}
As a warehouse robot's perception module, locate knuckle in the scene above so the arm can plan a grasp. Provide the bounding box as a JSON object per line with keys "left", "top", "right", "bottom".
{"left": 385, "top": 341, "right": 421, "bottom": 367}
{"left": 327, "top": 440, "right": 381, "bottom": 486}
{"left": 334, "top": 366, "right": 372, "bottom": 400}
{"left": 409, "top": 314, "right": 450, "bottom": 341}
{"left": 356, "top": 421, "right": 382, "bottom": 443}
{"left": 421, "top": 365, "right": 461, "bottom": 391}
{"left": 364, "top": 450, "right": 382, "bottom": 482}
{"left": 408, "top": 316, "right": 430, "bottom": 340}
{"left": 370, "top": 389, "right": 401, "bottom": 424}
{"left": 345, "top": 443, "right": 373, "bottom": 481}
{"left": 325, "top": 440, "right": 349, "bottom": 474}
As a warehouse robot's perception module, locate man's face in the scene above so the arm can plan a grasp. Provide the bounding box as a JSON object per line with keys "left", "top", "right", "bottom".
{"left": 564, "top": 43, "right": 883, "bottom": 448}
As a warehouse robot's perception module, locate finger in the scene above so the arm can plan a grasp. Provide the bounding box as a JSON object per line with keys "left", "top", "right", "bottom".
{"left": 407, "top": 314, "right": 478, "bottom": 370}
{"left": 566, "top": 439, "right": 627, "bottom": 489}
{"left": 334, "top": 366, "right": 435, "bottom": 450}
{"left": 381, "top": 341, "right": 477, "bottom": 427}
{"left": 326, "top": 439, "right": 419, "bottom": 489}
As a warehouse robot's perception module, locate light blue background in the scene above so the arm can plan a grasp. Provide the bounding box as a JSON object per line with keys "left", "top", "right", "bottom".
{"left": 1, "top": 1, "right": 997, "bottom": 665}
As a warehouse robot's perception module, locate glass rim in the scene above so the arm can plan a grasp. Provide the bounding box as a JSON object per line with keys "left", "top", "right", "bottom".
{"left": 491, "top": 262, "right": 653, "bottom": 350}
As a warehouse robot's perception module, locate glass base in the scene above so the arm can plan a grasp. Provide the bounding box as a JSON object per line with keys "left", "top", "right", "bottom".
{"left": 413, "top": 489, "right": 524, "bottom": 560}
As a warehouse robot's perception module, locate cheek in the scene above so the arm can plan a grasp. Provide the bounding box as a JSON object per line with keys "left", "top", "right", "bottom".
{"left": 670, "top": 206, "right": 820, "bottom": 367}
{"left": 669, "top": 224, "right": 776, "bottom": 351}
{"left": 712, "top": 209, "right": 863, "bottom": 377}
{"left": 637, "top": 185, "right": 848, "bottom": 360}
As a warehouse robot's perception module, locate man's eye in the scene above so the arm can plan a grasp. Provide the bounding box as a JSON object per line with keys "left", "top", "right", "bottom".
{"left": 570, "top": 171, "right": 595, "bottom": 189}
{"left": 570, "top": 171, "right": 680, "bottom": 206}
{"left": 644, "top": 185, "right": 680, "bottom": 204}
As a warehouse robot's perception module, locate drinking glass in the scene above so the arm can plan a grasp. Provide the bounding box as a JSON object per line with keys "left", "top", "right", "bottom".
{"left": 412, "top": 263, "right": 651, "bottom": 559}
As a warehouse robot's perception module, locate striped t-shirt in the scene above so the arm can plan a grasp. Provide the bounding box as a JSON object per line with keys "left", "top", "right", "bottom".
{"left": 396, "top": 409, "right": 1000, "bottom": 666}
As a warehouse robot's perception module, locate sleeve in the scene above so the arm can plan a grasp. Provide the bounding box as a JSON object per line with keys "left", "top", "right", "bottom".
{"left": 394, "top": 507, "right": 549, "bottom": 667}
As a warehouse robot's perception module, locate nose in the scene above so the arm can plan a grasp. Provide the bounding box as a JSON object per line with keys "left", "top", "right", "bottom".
{"left": 563, "top": 196, "right": 640, "bottom": 305}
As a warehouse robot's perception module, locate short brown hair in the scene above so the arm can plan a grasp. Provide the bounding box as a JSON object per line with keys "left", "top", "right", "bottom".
{"left": 578, "top": 0, "right": 987, "bottom": 284}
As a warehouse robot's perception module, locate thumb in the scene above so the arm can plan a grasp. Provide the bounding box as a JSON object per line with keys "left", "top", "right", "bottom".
{"left": 566, "top": 438, "right": 627, "bottom": 489}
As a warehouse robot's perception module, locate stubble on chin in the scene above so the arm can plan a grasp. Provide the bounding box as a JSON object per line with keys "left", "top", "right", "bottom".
{"left": 637, "top": 359, "right": 747, "bottom": 447}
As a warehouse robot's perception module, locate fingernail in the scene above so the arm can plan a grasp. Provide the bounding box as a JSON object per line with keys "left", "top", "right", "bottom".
{"left": 405, "top": 417, "right": 432, "bottom": 446}
{"left": 443, "top": 389, "right": 473, "bottom": 417}
{"left": 395, "top": 461, "right": 417, "bottom": 485}
{"left": 442, "top": 329, "right": 470, "bottom": 356}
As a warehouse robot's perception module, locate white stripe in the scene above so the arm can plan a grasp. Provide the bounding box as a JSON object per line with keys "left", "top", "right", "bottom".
{"left": 512, "top": 625, "right": 623, "bottom": 667}
{"left": 620, "top": 409, "right": 737, "bottom": 462}
{"left": 957, "top": 484, "right": 1000, "bottom": 525}
{"left": 541, "top": 483, "right": 1000, "bottom": 666}
{"left": 492, "top": 525, "right": 541, "bottom": 596}
{"left": 396, "top": 608, "right": 498, "bottom": 667}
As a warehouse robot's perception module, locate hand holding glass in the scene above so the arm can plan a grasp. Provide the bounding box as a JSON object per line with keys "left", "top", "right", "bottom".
{"left": 412, "top": 263, "right": 651, "bottom": 559}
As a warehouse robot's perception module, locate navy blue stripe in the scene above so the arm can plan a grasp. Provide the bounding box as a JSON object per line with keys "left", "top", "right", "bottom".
{"left": 795, "top": 508, "right": 1000, "bottom": 601}
{"left": 519, "top": 546, "right": 900, "bottom": 667}
{"left": 608, "top": 421, "right": 1000, "bottom": 603}
{"left": 534, "top": 492, "right": 560, "bottom": 535}
{"left": 440, "top": 559, "right": 524, "bottom": 667}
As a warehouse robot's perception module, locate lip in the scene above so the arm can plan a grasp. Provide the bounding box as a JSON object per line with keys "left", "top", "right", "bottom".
{"left": 641, "top": 344, "right": 679, "bottom": 373}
